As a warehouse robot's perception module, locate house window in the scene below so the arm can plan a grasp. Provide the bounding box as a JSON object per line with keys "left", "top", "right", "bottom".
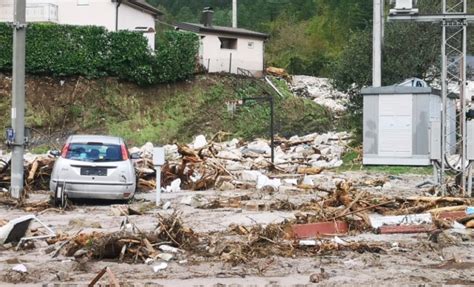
{"left": 219, "top": 37, "right": 237, "bottom": 50}
{"left": 77, "top": 0, "right": 89, "bottom": 6}
{"left": 248, "top": 41, "right": 255, "bottom": 49}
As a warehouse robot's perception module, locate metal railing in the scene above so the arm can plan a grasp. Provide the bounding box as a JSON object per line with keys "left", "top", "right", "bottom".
{"left": 0, "top": 3, "right": 58, "bottom": 22}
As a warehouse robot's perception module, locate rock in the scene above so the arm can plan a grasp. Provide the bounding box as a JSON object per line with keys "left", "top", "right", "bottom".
{"left": 57, "top": 270, "right": 70, "bottom": 281}
{"left": 180, "top": 195, "right": 208, "bottom": 208}
{"left": 157, "top": 253, "right": 174, "bottom": 261}
{"left": 140, "top": 142, "right": 154, "bottom": 159}
{"left": 240, "top": 170, "right": 263, "bottom": 182}
{"left": 192, "top": 135, "right": 207, "bottom": 150}
{"left": 164, "top": 178, "right": 181, "bottom": 193}
{"left": 382, "top": 182, "right": 392, "bottom": 189}
{"left": 256, "top": 174, "right": 281, "bottom": 190}
{"left": 12, "top": 264, "right": 27, "bottom": 273}
{"left": 302, "top": 176, "right": 314, "bottom": 187}
{"left": 282, "top": 178, "right": 298, "bottom": 186}
{"left": 163, "top": 144, "right": 180, "bottom": 161}
{"left": 246, "top": 140, "right": 271, "bottom": 154}
{"left": 159, "top": 245, "right": 181, "bottom": 253}
{"left": 162, "top": 201, "right": 171, "bottom": 210}
{"left": 219, "top": 181, "right": 236, "bottom": 191}
{"left": 216, "top": 150, "right": 241, "bottom": 160}
{"left": 109, "top": 205, "right": 129, "bottom": 216}
{"left": 152, "top": 262, "right": 168, "bottom": 272}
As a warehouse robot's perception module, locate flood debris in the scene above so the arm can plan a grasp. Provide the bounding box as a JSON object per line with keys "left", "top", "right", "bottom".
{"left": 290, "top": 76, "right": 349, "bottom": 112}
{"left": 131, "top": 131, "right": 350, "bottom": 192}
{"left": 89, "top": 266, "right": 120, "bottom": 287}
{"left": 0, "top": 215, "right": 55, "bottom": 246}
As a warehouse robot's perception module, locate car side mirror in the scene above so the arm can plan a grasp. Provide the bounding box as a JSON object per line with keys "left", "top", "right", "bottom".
{"left": 49, "top": 150, "right": 60, "bottom": 157}
{"left": 130, "top": 152, "right": 141, "bottom": 160}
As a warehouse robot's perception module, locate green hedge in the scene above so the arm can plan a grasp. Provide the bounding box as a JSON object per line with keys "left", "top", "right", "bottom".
{"left": 0, "top": 23, "right": 198, "bottom": 85}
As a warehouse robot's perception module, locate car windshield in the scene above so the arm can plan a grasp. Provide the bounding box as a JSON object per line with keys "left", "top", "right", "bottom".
{"left": 64, "top": 143, "right": 124, "bottom": 162}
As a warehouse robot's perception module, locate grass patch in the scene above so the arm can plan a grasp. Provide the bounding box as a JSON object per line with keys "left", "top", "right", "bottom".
{"left": 337, "top": 150, "right": 433, "bottom": 175}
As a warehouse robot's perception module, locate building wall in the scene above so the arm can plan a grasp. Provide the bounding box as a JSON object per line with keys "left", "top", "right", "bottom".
{"left": 0, "top": 0, "right": 155, "bottom": 49}
{"left": 199, "top": 32, "right": 264, "bottom": 76}
{"left": 57, "top": 0, "right": 115, "bottom": 30}
{"left": 117, "top": 4, "right": 156, "bottom": 50}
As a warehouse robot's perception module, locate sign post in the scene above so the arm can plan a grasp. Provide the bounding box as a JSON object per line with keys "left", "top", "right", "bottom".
{"left": 152, "top": 147, "right": 165, "bottom": 207}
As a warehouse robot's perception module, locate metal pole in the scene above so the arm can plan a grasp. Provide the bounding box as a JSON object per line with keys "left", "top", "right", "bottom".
{"left": 372, "top": 0, "right": 383, "bottom": 87}
{"left": 115, "top": 0, "right": 122, "bottom": 31}
{"left": 232, "top": 0, "right": 237, "bottom": 28}
{"left": 440, "top": 21, "right": 447, "bottom": 196}
{"left": 229, "top": 53, "right": 232, "bottom": 74}
{"left": 270, "top": 96, "right": 274, "bottom": 164}
{"left": 461, "top": 24, "right": 467, "bottom": 195}
{"left": 10, "top": 0, "right": 26, "bottom": 200}
{"left": 155, "top": 166, "right": 161, "bottom": 206}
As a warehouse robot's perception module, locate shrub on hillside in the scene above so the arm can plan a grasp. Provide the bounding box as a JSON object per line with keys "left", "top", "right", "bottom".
{"left": 0, "top": 23, "right": 198, "bottom": 85}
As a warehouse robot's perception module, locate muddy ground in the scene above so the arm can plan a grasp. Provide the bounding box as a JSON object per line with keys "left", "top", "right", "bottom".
{"left": 0, "top": 171, "right": 473, "bottom": 287}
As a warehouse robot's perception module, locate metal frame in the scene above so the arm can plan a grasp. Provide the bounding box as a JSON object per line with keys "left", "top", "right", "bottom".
{"left": 388, "top": 0, "right": 472, "bottom": 196}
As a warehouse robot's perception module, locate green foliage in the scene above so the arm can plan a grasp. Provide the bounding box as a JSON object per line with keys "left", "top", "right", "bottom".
{"left": 330, "top": 21, "right": 441, "bottom": 145}
{"left": 155, "top": 31, "right": 199, "bottom": 83}
{"left": 0, "top": 23, "right": 198, "bottom": 85}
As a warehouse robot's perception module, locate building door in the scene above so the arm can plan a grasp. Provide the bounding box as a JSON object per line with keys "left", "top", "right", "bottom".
{"left": 378, "top": 94, "right": 413, "bottom": 157}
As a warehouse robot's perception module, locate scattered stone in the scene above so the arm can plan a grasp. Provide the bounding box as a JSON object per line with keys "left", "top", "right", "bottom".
{"left": 219, "top": 181, "right": 236, "bottom": 191}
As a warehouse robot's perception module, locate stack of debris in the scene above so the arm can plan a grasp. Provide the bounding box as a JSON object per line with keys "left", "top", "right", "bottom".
{"left": 135, "top": 131, "right": 350, "bottom": 192}
{"left": 0, "top": 153, "right": 54, "bottom": 192}
{"left": 290, "top": 76, "right": 349, "bottom": 112}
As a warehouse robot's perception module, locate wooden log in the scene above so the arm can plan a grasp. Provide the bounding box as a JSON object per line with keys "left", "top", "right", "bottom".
{"left": 405, "top": 196, "right": 471, "bottom": 204}
{"left": 428, "top": 205, "right": 467, "bottom": 214}
{"left": 27, "top": 159, "right": 39, "bottom": 181}
{"left": 297, "top": 166, "right": 324, "bottom": 175}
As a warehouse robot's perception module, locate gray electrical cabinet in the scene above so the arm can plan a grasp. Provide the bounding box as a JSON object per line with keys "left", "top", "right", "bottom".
{"left": 361, "top": 81, "right": 456, "bottom": 166}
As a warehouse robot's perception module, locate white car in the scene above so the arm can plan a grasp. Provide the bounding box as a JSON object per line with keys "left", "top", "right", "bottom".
{"left": 50, "top": 135, "right": 137, "bottom": 203}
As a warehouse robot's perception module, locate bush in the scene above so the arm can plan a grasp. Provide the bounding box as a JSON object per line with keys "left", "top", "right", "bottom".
{"left": 0, "top": 23, "right": 199, "bottom": 85}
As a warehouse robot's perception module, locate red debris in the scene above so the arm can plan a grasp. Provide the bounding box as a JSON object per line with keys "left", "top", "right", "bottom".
{"left": 292, "top": 221, "right": 348, "bottom": 239}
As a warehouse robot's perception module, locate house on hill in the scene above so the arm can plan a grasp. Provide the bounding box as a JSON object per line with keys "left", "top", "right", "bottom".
{"left": 0, "top": 0, "right": 161, "bottom": 49}
{"left": 176, "top": 7, "right": 268, "bottom": 77}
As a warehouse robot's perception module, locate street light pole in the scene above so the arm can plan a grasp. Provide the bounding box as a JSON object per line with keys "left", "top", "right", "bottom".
{"left": 372, "top": 0, "right": 383, "bottom": 87}
{"left": 10, "top": 0, "right": 27, "bottom": 200}
{"left": 242, "top": 96, "right": 275, "bottom": 164}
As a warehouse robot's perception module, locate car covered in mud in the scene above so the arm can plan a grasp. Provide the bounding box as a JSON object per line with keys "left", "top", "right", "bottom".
{"left": 49, "top": 135, "right": 137, "bottom": 204}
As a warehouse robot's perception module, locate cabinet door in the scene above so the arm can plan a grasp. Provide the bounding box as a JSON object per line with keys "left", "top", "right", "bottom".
{"left": 378, "top": 94, "right": 412, "bottom": 157}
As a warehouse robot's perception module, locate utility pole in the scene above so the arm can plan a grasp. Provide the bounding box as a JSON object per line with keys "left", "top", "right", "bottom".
{"left": 10, "top": 0, "right": 27, "bottom": 199}
{"left": 388, "top": 0, "right": 474, "bottom": 196}
{"left": 232, "top": 0, "right": 237, "bottom": 28}
{"left": 372, "top": 0, "right": 383, "bottom": 87}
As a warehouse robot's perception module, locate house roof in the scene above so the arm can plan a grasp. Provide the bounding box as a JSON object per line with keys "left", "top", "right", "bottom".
{"left": 124, "top": 0, "right": 163, "bottom": 17}
{"left": 176, "top": 22, "right": 269, "bottom": 40}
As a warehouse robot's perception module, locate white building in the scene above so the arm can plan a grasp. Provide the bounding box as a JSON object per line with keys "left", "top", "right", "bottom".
{"left": 176, "top": 9, "right": 268, "bottom": 77}
{"left": 0, "top": 0, "right": 161, "bottom": 49}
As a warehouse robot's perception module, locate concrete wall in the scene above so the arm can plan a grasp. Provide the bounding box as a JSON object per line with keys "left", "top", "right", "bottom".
{"left": 199, "top": 32, "right": 264, "bottom": 76}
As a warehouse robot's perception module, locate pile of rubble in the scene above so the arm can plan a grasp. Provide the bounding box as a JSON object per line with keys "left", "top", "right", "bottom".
{"left": 134, "top": 131, "right": 351, "bottom": 192}
{"left": 0, "top": 153, "right": 54, "bottom": 192}
{"left": 290, "top": 76, "right": 348, "bottom": 112}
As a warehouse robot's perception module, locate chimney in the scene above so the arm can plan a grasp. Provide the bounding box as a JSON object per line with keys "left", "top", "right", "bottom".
{"left": 201, "top": 7, "right": 214, "bottom": 27}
